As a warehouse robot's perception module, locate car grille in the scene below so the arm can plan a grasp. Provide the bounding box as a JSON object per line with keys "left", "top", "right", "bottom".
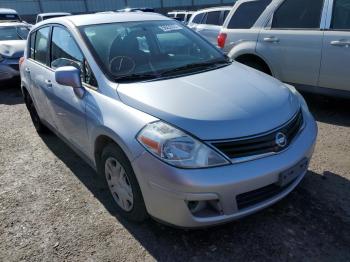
{"left": 211, "top": 110, "right": 303, "bottom": 160}
{"left": 236, "top": 178, "right": 297, "bottom": 210}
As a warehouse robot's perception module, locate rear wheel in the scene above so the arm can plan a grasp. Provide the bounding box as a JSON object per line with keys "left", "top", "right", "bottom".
{"left": 100, "top": 144, "right": 148, "bottom": 222}
{"left": 25, "top": 94, "right": 49, "bottom": 134}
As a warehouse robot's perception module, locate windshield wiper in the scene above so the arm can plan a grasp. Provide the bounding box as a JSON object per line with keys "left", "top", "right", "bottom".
{"left": 159, "top": 58, "right": 232, "bottom": 76}
{"left": 114, "top": 73, "right": 160, "bottom": 83}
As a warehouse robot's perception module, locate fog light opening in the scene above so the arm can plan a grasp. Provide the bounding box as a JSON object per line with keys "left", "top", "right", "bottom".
{"left": 186, "top": 199, "right": 223, "bottom": 218}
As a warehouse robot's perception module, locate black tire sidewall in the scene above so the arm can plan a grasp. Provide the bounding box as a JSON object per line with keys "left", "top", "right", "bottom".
{"left": 26, "top": 94, "right": 46, "bottom": 133}
{"left": 100, "top": 144, "right": 148, "bottom": 222}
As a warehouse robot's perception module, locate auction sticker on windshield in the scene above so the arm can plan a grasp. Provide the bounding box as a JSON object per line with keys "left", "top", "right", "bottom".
{"left": 158, "top": 24, "right": 182, "bottom": 32}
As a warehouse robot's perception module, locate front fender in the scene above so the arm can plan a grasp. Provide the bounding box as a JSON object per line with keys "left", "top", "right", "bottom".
{"left": 85, "top": 89, "right": 158, "bottom": 166}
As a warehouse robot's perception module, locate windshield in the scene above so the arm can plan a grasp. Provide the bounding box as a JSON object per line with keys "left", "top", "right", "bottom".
{"left": 0, "top": 14, "right": 21, "bottom": 22}
{"left": 0, "top": 26, "right": 29, "bottom": 40}
{"left": 80, "top": 20, "right": 229, "bottom": 82}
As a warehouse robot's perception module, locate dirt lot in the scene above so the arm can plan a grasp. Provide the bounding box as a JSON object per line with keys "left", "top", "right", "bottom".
{"left": 0, "top": 80, "right": 349, "bottom": 261}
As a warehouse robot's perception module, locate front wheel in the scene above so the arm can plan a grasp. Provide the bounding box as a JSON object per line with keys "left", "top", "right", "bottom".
{"left": 100, "top": 144, "right": 148, "bottom": 222}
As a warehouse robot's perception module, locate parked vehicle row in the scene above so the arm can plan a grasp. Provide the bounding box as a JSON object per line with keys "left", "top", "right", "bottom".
{"left": 19, "top": 12, "right": 317, "bottom": 228}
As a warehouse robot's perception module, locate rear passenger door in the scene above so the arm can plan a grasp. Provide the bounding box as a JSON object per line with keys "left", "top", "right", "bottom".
{"left": 26, "top": 26, "right": 56, "bottom": 127}
{"left": 196, "top": 11, "right": 226, "bottom": 45}
{"left": 46, "top": 25, "right": 97, "bottom": 152}
{"left": 318, "top": 0, "right": 350, "bottom": 92}
{"left": 256, "top": 0, "right": 325, "bottom": 87}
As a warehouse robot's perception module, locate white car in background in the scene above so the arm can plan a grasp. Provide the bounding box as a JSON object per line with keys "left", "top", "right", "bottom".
{"left": 0, "top": 21, "right": 30, "bottom": 81}
{"left": 218, "top": 0, "right": 350, "bottom": 98}
{"left": 187, "top": 6, "right": 232, "bottom": 46}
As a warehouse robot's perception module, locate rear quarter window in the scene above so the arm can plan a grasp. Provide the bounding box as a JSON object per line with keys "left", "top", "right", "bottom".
{"left": 228, "top": 0, "right": 271, "bottom": 29}
{"left": 34, "top": 27, "right": 50, "bottom": 65}
{"left": 205, "top": 11, "right": 221, "bottom": 25}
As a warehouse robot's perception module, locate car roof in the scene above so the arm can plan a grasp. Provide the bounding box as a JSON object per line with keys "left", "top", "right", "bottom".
{"left": 40, "top": 12, "right": 170, "bottom": 27}
{"left": 0, "top": 8, "right": 18, "bottom": 15}
{"left": 38, "top": 12, "right": 71, "bottom": 17}
{"left": 197, "top": 6, "right": 233, "bottom": 12}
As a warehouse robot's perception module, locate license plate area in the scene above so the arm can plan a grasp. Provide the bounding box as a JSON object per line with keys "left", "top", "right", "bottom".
{"left": 277, "top": 158, "right": 308, "bottom": 187}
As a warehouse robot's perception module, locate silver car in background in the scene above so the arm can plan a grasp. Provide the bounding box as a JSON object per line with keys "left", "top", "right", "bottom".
{"left": 219, "top": 0, "right": 350, "bottom": 98}
{"left": 187, "top": 6, "right": 232, "bottom": 46}
{"left": 20, "top": 13, "right": 317, "bottom": 228}
{"left": 0, "top": 22, "right": 30, "bottom": 81}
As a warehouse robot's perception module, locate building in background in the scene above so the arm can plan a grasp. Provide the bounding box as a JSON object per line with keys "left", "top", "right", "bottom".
{"left": 0, "top": 0, "right": 235, "bottom": 23}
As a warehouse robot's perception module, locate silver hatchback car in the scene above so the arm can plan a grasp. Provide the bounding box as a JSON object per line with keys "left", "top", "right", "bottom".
{"left": 20, "top": 13, "right": 317, "bottom": 228}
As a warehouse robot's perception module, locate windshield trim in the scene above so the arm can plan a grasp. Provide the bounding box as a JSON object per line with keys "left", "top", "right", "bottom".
{"left": 115, "top": 63, "right": 232, "bottom": 84}
{"left": 78, "top": 20, "right": 228, "bottom": 84}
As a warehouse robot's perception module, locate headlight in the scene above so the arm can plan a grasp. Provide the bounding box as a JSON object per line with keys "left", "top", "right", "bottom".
{"left": 137, "top": 121, "right": 230, "bottom": 168}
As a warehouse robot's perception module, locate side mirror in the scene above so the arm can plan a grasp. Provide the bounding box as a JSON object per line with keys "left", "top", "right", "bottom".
{"left": 55, "top": 66, "right": 85, "bottom": 98}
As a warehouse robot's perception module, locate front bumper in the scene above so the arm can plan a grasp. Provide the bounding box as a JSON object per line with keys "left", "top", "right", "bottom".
{"left": 0, "top": 59, "right": 20, "bottom": 81}
{"left": 132, "top": 109, "right": 318, "bottom": 228}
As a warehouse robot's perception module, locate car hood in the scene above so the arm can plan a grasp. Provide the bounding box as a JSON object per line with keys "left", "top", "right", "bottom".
{"left": 117, "top": 63, "right": 300, "bottom": 140}
{"left": 0, "top": 40, "right": 25, "bottom": 58}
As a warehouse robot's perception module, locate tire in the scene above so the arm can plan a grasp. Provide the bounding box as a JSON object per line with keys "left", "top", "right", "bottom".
{"left": 25, "top": 93, "right": 50, "bottom": 134}
{"left": 100, "top": 143, "right": 148, "bottom": 222}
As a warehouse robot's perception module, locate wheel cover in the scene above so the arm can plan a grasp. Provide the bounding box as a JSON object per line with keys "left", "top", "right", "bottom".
{"left": 105, "top": 157, "right": 134, "bottom": 212}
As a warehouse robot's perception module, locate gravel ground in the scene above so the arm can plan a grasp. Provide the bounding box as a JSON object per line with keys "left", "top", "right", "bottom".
{"left": 0, "top": 80, "right": 349, "bottom": 261}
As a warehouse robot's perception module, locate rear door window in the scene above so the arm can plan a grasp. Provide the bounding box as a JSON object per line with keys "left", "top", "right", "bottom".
{"left": 34, "top": 27, "right": 50, "bottom": 65}
{"left": 272, "top": 0, "right": 324, "bottom": 29}
{"left": 228, "top": 0, "right": 271, "bottom": 29}
{"left": 331, "top": 0, "right": 350, "bottom": 30}
{"left": 29, "top": 31, "right": 35, "bottom": 59}
{"left": 205, "top": 11, "right": 221, "bottom": 25}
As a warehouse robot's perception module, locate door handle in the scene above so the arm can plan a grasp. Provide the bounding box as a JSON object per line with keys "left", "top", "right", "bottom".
{"left": 331, "top": 40, "right": 350, "bottom": 47}
{"left": 44, "top": 79, "right": 52, "bottom": 88}
{"left": 263, "top": 36, "right": 280, "bottom": 43}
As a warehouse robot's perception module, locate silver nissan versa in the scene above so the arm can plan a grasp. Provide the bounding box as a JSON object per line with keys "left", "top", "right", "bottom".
{"left": 20, "top": 13, "right": 317, "bottom": 228}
